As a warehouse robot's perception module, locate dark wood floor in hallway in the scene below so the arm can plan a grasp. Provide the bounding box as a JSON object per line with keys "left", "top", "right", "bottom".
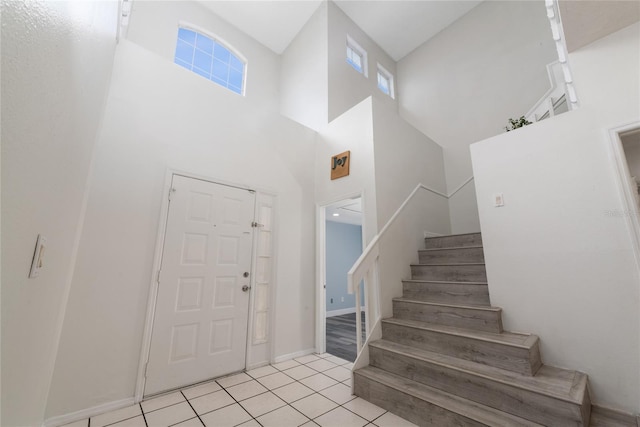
{"left": 325, "top": 312, "right": 366, "bottom": 362}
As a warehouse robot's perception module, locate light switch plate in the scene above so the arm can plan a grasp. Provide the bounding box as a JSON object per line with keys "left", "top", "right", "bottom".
{"left": 29, "top": 234, "right": 47, "bottom": 278}
{"left": 493, "top": 193, "right": 505, "bottom": 207}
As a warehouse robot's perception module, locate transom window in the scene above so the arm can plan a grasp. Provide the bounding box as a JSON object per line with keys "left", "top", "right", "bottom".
{"left": 377, "top": 64, "right": 394, "bottom": 99}
{"left": 346, "top": 35, "right": 368, "bottom": 77}
{"left": 174, "top": 27, "right": 245, "bottom": 95}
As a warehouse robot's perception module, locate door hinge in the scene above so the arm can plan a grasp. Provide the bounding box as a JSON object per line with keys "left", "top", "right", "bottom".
{"left": 168, "top": 187, "right": 176, "bottom": 201}
{"left": 248, "top": 189, "right": 256, "bottom": 194}
{"left": 251, "top": 221, "right": 264, "bottom": 228}
{"left": 156, "top": 269, "right": 161, "bottom": 283}
{"left": 143, "top": 361, "right": 149, "bottom": 377}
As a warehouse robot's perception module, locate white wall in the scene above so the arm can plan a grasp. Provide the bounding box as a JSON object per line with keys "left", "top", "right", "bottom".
{"left": 470, "top": 23, "right": 640, "bottom": 412}
{"left": 398, "top": 0, "right": 557, "bottom": 234}
{"left": 280, "top": 2, "right": 328, "bottom": 131}
{"left": 45, "top": 3, "right": 318, "bottom": 417}
{"left": 1, "top": 1, "right": 118, "bottom": 425}
{"left": 372, "top": 100, "right": 449, "bottom": 228}
{"left": 126, "top": 0, "right": 278, "bottom": 114}
{"left": 372, "top": 99, "right": 451, "bottom": 319}
{"left": 327, "top": 2, "right": 397, "bottom": 124}
{"left": 316, "top": 98, "right": 378, "bottom": 243}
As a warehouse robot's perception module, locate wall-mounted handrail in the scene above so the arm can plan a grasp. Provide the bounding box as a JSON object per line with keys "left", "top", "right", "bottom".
{"left": 347, "top": 180, "right": 473, "bottom": 354}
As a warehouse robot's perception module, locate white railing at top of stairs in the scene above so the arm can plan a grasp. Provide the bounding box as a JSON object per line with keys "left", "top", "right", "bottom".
{"left": 346, "top": 179, "right": 472, "bottom": 354}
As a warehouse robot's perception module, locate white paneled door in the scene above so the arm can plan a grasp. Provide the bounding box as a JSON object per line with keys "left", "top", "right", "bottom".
{"left": 145, "top": 175, "right": 255, "bottom": 395}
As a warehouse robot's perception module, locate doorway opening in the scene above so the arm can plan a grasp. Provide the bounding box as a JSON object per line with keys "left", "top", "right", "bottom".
{"left": 609, "top": 123, "right": 640, "bottom": 275}
{"left": 319, "top": 196, "right": 365, "bottom": 362}
{"left": 620, "top": 129, "right": 640, "bottom": 207}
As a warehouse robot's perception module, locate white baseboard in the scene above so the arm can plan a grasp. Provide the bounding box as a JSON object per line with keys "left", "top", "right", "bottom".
{"left": 273, "top": 348, "right": 315, "bottom": 364}
{"left": 326, "top": 307, "right": 357, "bottom": 317}
{"left": 43, "top": 397, "right": 136, "bottom": 427}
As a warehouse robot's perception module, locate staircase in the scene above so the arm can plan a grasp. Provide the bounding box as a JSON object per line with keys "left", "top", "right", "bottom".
{"left": 353, "top": 232, "right": 592, "bottom": 426}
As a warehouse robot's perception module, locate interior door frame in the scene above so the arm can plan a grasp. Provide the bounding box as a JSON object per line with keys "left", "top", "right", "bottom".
{"left": 134, "top": 169, "right": 276, "bottom": 401}
{"left": 608, "top": 121, "right": 640, "bottom": 272}
{"left": 315, "top": 191, "right": 366, "bottom": 355}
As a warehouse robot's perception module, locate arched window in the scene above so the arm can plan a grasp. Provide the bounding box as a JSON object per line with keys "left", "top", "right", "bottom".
{"left": 174, "top": 27, "right": 246, "bottom": 95}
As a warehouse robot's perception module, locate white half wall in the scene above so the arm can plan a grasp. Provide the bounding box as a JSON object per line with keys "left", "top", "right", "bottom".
{"left": 471, "top": 23, "right": 640, "bottom": 412}
{"left": 45, "top": 35, "right": 317, "bottom": 418}
{"left": 397, "top": 0, "right": 557, "bottom": 234}
{"left": 1, "top": 2, "right": 118, "bottom": 425}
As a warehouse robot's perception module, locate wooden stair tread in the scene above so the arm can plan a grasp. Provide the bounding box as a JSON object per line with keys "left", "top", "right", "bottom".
{"left": 355, "top": 366, "right": 543, "bottom": 427}
{"left": 403, "top": 279, "right": 488, "bottom": 285}
{"left": 411, "top": 262, "right": 486, "bottom": 266}
{"left": 426, "top": 232, "right": 482, "bottom": 238}
{"left": 370, "top": 339, "right": 588, "bottom": 404}
{"left": 420, "top": 245, "right": 484, "bottom": 251}
{"left": 393, "top": 298, "right": 501, "bottom": 312}
{"left": 382, "top": 317, "right": 538, "bottom": 348}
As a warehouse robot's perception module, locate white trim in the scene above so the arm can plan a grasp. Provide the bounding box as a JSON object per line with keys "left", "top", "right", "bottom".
{"left": 315, "top": 191, "right": 366, "bottom": 355}
{"left": 134, "top": 170, "right": 173, "bottom": 403}
{"left": 273, "top": 348, "right": 316, "bottom": 364}
{"left": 607, "top": 122, "right": 640, "bottom": 273}
{"left": 268, "top": 196, "right": 280, "bottom": 365}
{"left": 546, "top": 0, "right": 579, "bottom": 110}
{"left": 326, "top": 307, "right": 357, "bottom": 317}
{"left": 447, "top": 176, "right": 475, "bottom": 199}
{"left": 135, "top": 169, "right": 277, "bottom": 402}
{"left": 43, "top": 397, "right": 135, "bottom": 427}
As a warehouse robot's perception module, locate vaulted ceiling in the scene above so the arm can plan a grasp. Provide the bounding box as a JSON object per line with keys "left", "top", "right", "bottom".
{"left": 198, "top": 0, "right": 482, "bottom": 60}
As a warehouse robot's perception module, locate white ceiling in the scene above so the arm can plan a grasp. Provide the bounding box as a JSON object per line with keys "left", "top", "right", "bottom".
{"left": 326, "top": 197, "right": 362, "bottom": 226}
{"left": 199, "top": 1, "right": 323, "bottom": 54}
{"left": 334, "top": 0, "right": 482, "bottom": 61}
{"left": 198, "top": 1, "right": 482, "bottom": 60}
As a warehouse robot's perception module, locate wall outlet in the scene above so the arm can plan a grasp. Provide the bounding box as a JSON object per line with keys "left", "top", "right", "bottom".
{"left": 493, "top": 193, "right": 505, "bottom": 207}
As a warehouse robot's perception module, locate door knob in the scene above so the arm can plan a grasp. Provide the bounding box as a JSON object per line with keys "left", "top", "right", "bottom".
{"left": 242, "top": 285, "right": 251, "bottom": 292}
{"left": 243, "top": 272, "right": 250, "bottom": 278}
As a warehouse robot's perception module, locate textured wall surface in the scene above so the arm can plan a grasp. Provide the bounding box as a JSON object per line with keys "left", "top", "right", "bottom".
{"left": 1, "top": 1, "right": 118, "bottom": 425}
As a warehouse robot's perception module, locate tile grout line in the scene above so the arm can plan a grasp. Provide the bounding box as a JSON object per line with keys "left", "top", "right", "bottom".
{"left": 139, "top": 402, "right": 149, "bottom": 427}
{"left": 178, "top": 390, "right": 205, "bottom": 427}
{"left": 216, "top": 376, "right": 266, "bottom": 427}
{"left": 131, "top": 354, "right": 364, "bottom": 427}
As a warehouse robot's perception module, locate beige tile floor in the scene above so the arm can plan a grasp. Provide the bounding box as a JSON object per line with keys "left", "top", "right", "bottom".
{"left": 61, "top": 353, "right": 417, "bottom": 427}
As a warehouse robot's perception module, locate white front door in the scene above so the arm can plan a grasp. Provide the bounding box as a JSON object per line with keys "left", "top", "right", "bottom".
{"left": 145, "top": 175, "right": 255, "bottom": 395}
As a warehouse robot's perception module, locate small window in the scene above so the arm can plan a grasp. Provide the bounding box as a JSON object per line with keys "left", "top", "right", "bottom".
{"left": 346, "top": 35, "right": 368, "bottom": 77}
{"left": 377, "top": 64, "right": 394, "bottom": 99}
{"left": 174, "top": 27, "right": 245, "bottom": 95}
